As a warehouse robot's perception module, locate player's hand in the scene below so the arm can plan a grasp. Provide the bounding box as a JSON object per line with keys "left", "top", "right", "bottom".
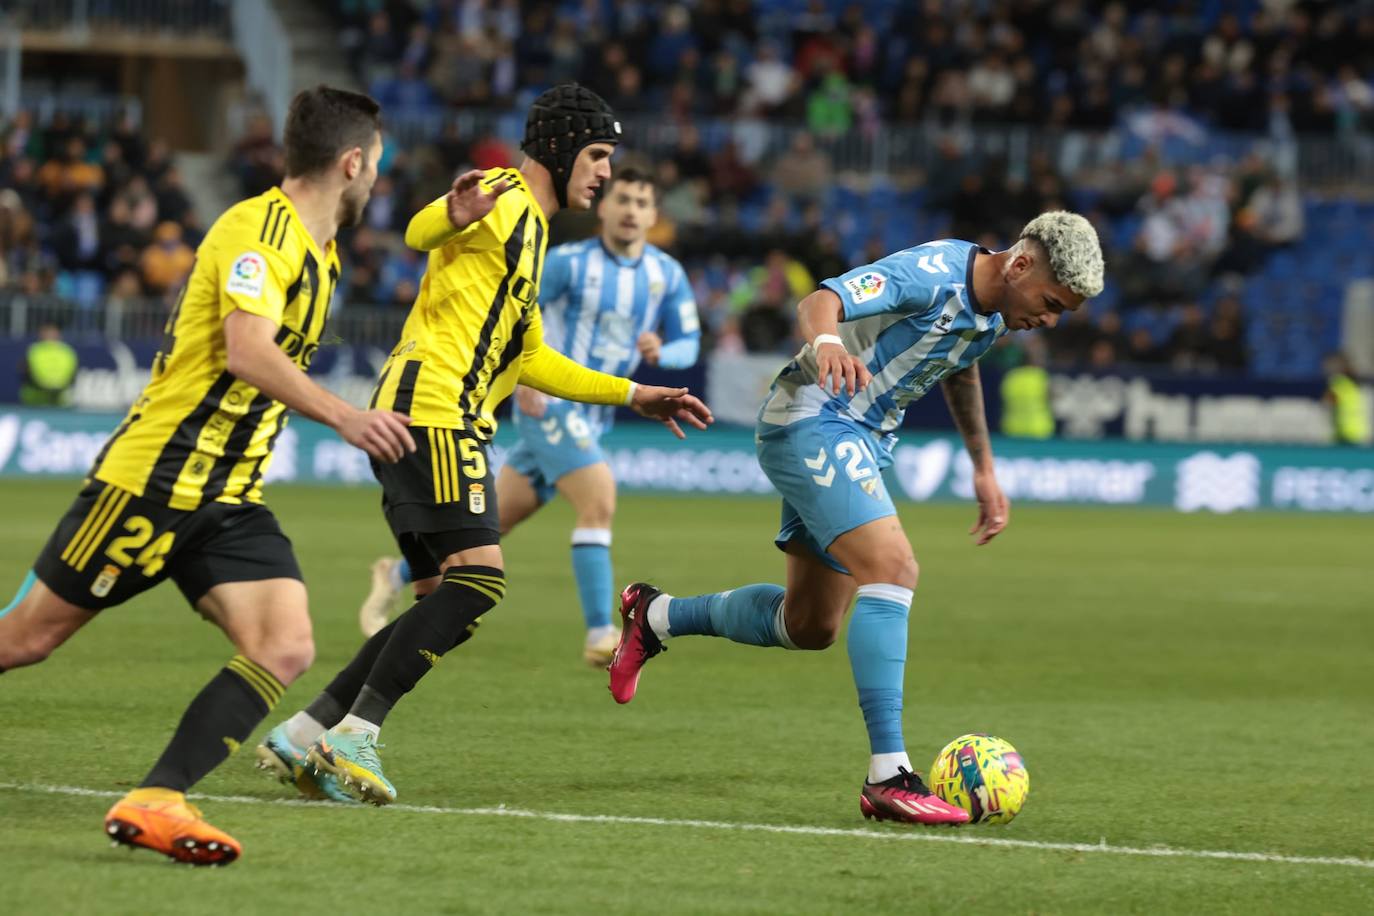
{"left": 629, "top": 385, "right": 713, "bottom": 439}
{"left": 637, "top": 331, "right": 663, "bottom": 366}
{"left": 815, "top": 341, "right": 871, "bottom": 397}
{"left": 338, "top": 408, "right": 414, "bottom": 463}
{"left": 445, "top": 169, "right": 511, "bottom": 231}
{"left": 970, "top": 468, "right": 1009, "bottom": 546}
{"left": 515, "top": 385, "right": 547, "bottom": 418}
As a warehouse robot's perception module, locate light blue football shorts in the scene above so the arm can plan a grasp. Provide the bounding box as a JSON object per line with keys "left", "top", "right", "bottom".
{"left": 755, "top": 414, "right": 897, "bottom": 574}
{"left": 506, "top": 400, "right": 608, "bottom": 504}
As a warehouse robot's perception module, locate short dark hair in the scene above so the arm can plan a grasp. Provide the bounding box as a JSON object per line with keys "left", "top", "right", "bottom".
{"left": 283, "top": 86, "right": 382, "bottom": 178}
{"left": 607, "top": 166, "right": 656, "bottom": 203}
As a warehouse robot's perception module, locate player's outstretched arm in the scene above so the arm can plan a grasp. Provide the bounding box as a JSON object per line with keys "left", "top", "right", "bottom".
{"left": 939, "top": 365, "right": 1009, "bottom": 545}
{"left": 404, "top": 170, "right": 513, "bottom": 251}
{"left": 797, "top": 289, "right": 871, "bottom": 396}
{"left": 521, "top": 340, "right": 712, "bottom": 439}
{"left": 627, "top": 384, "right": 713, "bottom": 439}
{"left": 223, "top": 310, "right": 414, "bottom": 463}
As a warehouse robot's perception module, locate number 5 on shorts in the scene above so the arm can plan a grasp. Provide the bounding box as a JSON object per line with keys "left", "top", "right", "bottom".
{"left": 459, "top": 437, "right": 486, "bottom": 479}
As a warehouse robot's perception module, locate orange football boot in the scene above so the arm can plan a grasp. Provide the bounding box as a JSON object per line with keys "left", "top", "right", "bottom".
{"left": 103, "top": 787, "right": 242, "bottom": 866}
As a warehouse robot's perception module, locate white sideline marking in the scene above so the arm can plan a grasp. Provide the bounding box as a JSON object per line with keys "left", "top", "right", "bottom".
{"left": 3, "top": 781, "right": 1372, "bottom": 871}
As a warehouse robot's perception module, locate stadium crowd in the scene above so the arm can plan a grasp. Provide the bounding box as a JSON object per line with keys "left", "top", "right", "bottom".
{"left": 0, "top": 110, "right": 202, "bottom": 308}
{"left": 7, "top": 0, "right": 1371, "bottom": 377}
{"left": 337, "top": 0, "right": 1374, "bottom": 137}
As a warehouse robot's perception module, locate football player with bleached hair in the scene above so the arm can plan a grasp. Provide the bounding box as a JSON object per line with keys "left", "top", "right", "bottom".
{"left": 609, "top": 211, "right": 1103, "bottom": 826}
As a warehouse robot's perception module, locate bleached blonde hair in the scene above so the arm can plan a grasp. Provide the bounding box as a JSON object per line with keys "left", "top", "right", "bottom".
{"left": 1019, "top": 211, "right": 1104, "bottom": 299}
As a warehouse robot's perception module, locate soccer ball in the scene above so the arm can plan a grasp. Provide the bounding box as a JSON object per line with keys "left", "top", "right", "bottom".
{"left": 929, "top": 734, "right": 1030, "bottom": 824}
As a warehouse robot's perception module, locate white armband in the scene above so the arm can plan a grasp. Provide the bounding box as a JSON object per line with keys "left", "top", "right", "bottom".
{"left": 812, "top": 333, "right": 845, "bottom": 351}
{"left": 624, "top": 381, "right": 637, "bottom": 406}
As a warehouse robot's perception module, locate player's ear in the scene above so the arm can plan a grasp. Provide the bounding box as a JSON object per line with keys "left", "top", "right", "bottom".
{"left": 1010, "top": 250, "right": 1034, "bottom": 279}
{"left": 341, "top": 146, "right": 363, "bottom": 181}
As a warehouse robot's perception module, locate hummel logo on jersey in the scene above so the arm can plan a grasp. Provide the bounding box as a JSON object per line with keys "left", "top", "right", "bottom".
{"left": 935, "top": 313, "right": 955, "bottom": 331}
{"left": 916, "top": 253, "right": 949, "bottom": 274}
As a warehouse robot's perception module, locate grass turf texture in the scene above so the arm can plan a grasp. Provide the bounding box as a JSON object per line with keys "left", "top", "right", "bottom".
{"left": 1, "top": 479, "right": 1370, "bottom": 914}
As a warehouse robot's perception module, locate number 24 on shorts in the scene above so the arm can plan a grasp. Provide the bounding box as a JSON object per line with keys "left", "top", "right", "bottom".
{"left": 107, "top": 516, "right": 176, "bottom": 577}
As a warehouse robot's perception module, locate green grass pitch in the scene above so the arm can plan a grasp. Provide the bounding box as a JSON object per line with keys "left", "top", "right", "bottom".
{"left": 2, "top": 479, "right": 1371, "bottom": 914}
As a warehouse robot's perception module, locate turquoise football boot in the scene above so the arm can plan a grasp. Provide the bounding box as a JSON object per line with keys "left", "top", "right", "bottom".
{"left": 255, "top": 723, "right": 357, "bottom": 804}
{"left": 306, "top": 726, "right": 397, "bottom": 805}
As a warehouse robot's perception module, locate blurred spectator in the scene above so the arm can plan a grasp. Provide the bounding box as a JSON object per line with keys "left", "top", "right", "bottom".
{"left": 1124, "top": 327, "right": 1166, "bottom": 368}
{"left": 771, "top": 132, "right": 831, "bottom": 208}
{"left": 232, "top": 113, "right": 283, "bottom": 197}
{"left": 140, "top": 222, "right": 195, "bottom": 295}
{"left": 1206, "top": 295, "right": 1248, "bottom": 372}
{"left": 38, "top": 137, "right": 104, "bottom": 205}
{"left": 709, "top": 139, "right": 758, "bottom": 202}
{"left": 21, "top": 322, "right": 78, "bottom": 407}
{"left": 53, "top": 193, "right": 103, "bottom": 274}
{"left": 1000, "top": 339, "right": 1054, "bottom": 439}
{"left": 1244, "top": 174, "right": 1304, "bottom": 249}
{"left": 1164, "top": 303, "right": 1212, "bottom": 372}
{"left": 806, "top": 63, "right": 853, "bottom": 138}
{"left": 1323, "top": 353, "right": 1371, "bottom": 446}
{"left": 741, "top": 41, "right": 795, "bottom": 114}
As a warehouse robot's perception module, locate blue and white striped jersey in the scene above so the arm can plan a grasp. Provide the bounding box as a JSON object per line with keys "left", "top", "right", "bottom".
{"left": 539, "top": 238, "right": 701, "bottom": 430}
{"left": 759, "top": 239, "right": 1007, "bottom": 447}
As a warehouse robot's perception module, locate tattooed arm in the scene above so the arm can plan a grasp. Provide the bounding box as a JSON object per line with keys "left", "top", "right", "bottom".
{"left": 939, "top": 364, "right": 993, "bottom": 472}
{"left": 940, "top": 364, "right": 1009, "bottom": 544}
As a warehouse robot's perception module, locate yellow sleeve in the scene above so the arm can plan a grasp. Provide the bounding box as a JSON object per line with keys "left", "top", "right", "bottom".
{"left": 520, "top": 306, "right": 633, "bottom": 405}
{"left": 405, "top": 170, "right": 521, "bottom": 252}
{"left": 406, "top": 196, "right": 465, "bottom": 251}
{"left": 212, "top": 211, "right": 295, "bottom": 324}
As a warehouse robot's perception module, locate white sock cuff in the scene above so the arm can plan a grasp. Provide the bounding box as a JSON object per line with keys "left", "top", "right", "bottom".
{"left": 856, "top": 583, "right": 914, "bottom": 607}
{"left": 773, "top": 601, "right": 799, "bottom": 650}
{"left": 646, "top": 593, "right": 672, "bottom": 639}
{"left": 571, "top": 528, "right": 613, "bottom": 547}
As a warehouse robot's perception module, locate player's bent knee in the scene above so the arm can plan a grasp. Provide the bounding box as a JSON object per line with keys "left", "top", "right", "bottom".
{"left": 864, "top": 553, "right": 918, "bottom": 591}
{"left": 249, "top": 630, "right": 315, "bottom": 684}
{"left": 788, "top": 618, "right": 841, "bottom": 650}
{"left": 2, "top": 636, "right": 52, "bottom": 668}
{"left": 574, "top": 503, "right": 615, "bottom": 529}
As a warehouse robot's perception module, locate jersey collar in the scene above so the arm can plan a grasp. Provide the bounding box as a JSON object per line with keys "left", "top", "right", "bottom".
{"left": 598, "top": 236, "right": 645, "bottom": 268}
{"left": 270, "top": 186, "right": 335, "bottom": 262}
{"left": 964, "top": 244, "right": 990, "bottom": 314}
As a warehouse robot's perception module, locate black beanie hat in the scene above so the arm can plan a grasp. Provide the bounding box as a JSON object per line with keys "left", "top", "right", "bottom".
{"left": 522, "top": 83, "right": 621, "bottom": 208}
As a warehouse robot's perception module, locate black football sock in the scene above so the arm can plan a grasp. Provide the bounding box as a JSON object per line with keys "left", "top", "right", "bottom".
{"left": 348, "top": 566, "right": 504, "bottom": 726}
{"left": 140, "top": 655, "right": 284, "bottom": 792}
{"left": 307, "top": 617, "right": 402, "bottom": 727}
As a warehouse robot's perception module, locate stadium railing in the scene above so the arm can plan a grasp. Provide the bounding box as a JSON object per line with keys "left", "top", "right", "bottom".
{"left": 0, "top": 292, "right": 409, "bottom": 347}
{"left": 14, "top": 90, "right": 142, "bottom": 126}
{"left": 386, "top": 108, "right": 1372, "bottom": 189}
{"left": 6, "top": 0, "right": 230, "bottom": 36}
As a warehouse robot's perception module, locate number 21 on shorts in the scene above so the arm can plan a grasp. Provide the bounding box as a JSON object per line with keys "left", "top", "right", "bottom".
{"left": 804, "top": 438, "right": 878, "bottom": 488}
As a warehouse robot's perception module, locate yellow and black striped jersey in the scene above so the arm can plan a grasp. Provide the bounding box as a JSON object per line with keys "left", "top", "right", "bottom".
{"left": 371, "top": 167, "right": 631, "bottom": 440}
{"left": 90, "top": 186, "right": 339, "bottom": 510}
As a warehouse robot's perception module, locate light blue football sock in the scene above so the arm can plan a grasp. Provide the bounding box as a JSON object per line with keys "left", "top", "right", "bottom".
{"left": 665, "top": 584, "right": 791, "bottom": 647}
{"left": 571, "top": 528, "right": 613, "bottom": 630}
{"left": 1, "top": 569, "right": 36, "bottom": 619}
{"left": 848, "top": 583, "right": 914, "bottom": 755}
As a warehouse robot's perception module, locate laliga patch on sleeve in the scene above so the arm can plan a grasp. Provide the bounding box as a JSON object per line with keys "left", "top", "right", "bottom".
{"left": 843, "top": 271, "right": 886, "bottom": 303}
{"left": 226, "top": 252, "right": 267, "bottom": 298}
